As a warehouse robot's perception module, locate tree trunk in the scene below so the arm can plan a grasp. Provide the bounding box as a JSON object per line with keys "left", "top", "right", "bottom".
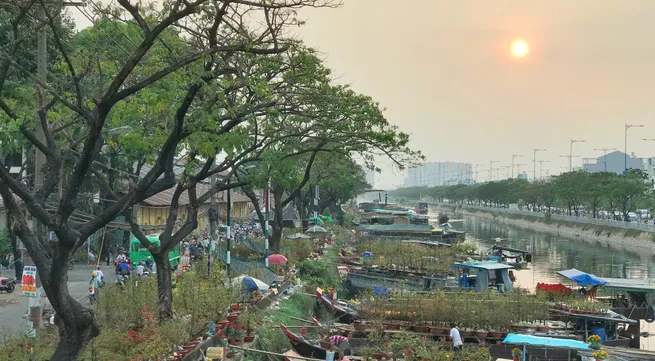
{"left": 7, "top": 212, "right": 22, "bottom": 280}
{"left": 47, "top": 253, "right": 100, "bottom": 361}
{"left": 270, "top": 189, "right": 284, "bottom": 252}
{"left": 153, "top": 252, "right": 173, "bottom": 321}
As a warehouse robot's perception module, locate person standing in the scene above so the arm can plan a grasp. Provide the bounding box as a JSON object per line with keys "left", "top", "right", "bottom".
{"left": 450, "top": 323, "right": 463, "bottom": 352}
{"left": 136, "top": 261, "right": 145, "bottom": 277}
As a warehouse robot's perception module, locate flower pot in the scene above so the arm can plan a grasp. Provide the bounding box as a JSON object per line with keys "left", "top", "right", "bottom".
{"left": 513, "top": 357, "right": 519, "bottom": 361}
{"left": 488, "top": 331, "right": 503, "bottom": 338}
{"left": 226, "top": 313, "right": 240, "bottom": 322}
{"left": 536, "top": 325, "right": 550, "bottom": 332}
{"left": 430, "top": 327, "right": 444, "bottom": 336}
{"left": 460, "top": 329, "right": 473, "bottom": 337}
{"left": 413, "top": 325, "right": 430, "bottom": 333}
{"left": 320, "top": 341, "right": 333, "bottom": 350}
{"left": 372, "top": 353, "right": 387, "bottom": 360}
{"left": 353, "top": 323, "right": 368, "bottom": 332}
{"left": 244, "top": 336, "right": 255, "bottom": 343}
{"left": 474, "top": 331, "right": 488, "bottom": 339}
{"left": 384, "top": 323, "right": 400, "bottom": 330}
{"left": 229, "top": 337, "right": 245, "bottom": 345}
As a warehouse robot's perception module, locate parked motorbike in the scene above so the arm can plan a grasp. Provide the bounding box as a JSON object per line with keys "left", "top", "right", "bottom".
{"left": 0, "top": 277, "right": 16, "bottom": 293}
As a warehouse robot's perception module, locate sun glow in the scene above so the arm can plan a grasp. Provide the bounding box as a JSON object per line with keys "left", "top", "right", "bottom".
{"left": 511, "top": 40, "right": 529, "bottom": 58}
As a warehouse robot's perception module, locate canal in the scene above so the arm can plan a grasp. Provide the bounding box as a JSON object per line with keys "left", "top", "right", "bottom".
{"left": 443, "top": 212, "right": 655, "bottom": 349}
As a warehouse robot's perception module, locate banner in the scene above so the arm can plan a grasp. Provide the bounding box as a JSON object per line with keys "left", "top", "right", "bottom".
{"left": 22, "top": 266, "right": 37, "bottom": 296}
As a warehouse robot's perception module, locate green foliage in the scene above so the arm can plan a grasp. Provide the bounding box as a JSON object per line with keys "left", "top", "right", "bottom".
{"left": 391, "top": 169, "right": 654, "bottom": 219}
{"left": 0, "top": 230, "right": 11, "bottom": 265}
{"left": 296, "top": 259, "right": 338, "bottom": 289}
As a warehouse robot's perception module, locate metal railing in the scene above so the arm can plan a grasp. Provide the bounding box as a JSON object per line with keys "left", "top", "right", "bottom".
{"left": 431, "top": 202, "right": 655, "bottom": 233}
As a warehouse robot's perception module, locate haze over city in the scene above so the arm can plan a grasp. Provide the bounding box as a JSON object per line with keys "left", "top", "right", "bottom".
{"left": 67, "top": 1, "right": 655, "bottom": 189}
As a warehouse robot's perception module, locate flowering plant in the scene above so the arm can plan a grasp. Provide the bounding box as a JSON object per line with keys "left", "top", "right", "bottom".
{"left": 512, "top": 348, "right": 522, "bottom": 357}
{"left": 592, "top": 350, "right": 608, "bottom": 360}
{"left": 587, "top": 334, "right": 602, "bottom": 349}
{"left": 227, "top": 324, "right": 246, "bottom": 339}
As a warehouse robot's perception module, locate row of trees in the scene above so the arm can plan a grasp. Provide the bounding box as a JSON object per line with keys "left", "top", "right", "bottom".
{"left": 0, "top": 1, "right": 420, "bottom": 359}
{"left": 392, "top": 170, "right": 654, "bottom": 220}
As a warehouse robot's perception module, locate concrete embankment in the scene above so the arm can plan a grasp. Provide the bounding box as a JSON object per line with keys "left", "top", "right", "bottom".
{"left": 435, "top": 204, "right": 655, "bottom": 256}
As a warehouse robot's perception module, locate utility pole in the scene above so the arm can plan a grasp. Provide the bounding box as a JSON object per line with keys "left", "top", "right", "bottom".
{"left": 264, "top": 179, "right": 270, "bottom": 267}
{"left": 511, "top": 154, "right": 523, "bottom": 178}
{"left": 226, "top": 180, "right": 231, "bottom": 276}
{"left": 208, "top": 173, "right": 217, "bottom": 276}
{"left": 594, "top": 148, "right": 616, "bottom": 173}
{"left": 569, "top": 139, "right": 585, "bottom": 171}
{"left": 489, "top": 160, "right": 498, "bottom": 182}
{"left": 25, "top": 0, "right": 85, "bottom": 341}
{"left": 538, "top": 160, "right": 549, "bottom": 180}
{"left": 625, "top": 124, "right": 644, "bottom": 173}
{"left": 533, "top": 149, "right": 546, "bottom": 181}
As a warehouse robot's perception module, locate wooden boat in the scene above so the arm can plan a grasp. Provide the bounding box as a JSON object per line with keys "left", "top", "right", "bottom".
{"left": 338, "top": 252, "right": 362, "bottom": 266}
{"left": 280, "top": 324, "right": 327, "bottom": 359}
{"left": 282, "top": 350, "right": 303, "bottom": 361}
{"left": 316, "top": 287, "right": 359, "bottom": 324}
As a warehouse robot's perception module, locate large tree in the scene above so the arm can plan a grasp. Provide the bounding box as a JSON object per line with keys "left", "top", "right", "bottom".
{"left": 0, "top": 1, "right": 338, "bottom": 359}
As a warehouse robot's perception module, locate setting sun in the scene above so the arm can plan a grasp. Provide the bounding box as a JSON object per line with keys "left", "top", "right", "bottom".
{"left": 511, "top": 40, "right": 529, "bottom": 58}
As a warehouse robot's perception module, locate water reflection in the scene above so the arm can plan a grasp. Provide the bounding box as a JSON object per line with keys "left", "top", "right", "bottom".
{"left": 454, "top": 215, "right": 655, "bottom": 290}
{"left": 430, "top": 213, "right": 655, "bottom": 349}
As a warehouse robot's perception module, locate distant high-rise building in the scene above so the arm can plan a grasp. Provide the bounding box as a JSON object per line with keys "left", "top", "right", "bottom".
{"left": 582, "top": 151, "right": 642, "bottom": 174}
{"left": 404, "top": 162, "right": 473, "bottom": 187}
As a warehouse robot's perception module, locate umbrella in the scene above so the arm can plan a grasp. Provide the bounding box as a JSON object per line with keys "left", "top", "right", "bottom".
{"left": 231, "top": 275, "right": 269, "bottom": 292}
{"left": 306, "top": 225, "right": 328, "bottom": 234}
{"left": 268, "top": 254, "right": 288, "bottom": 265}
{"left": 286, "top": 233, "right": 311, "bottom": 240}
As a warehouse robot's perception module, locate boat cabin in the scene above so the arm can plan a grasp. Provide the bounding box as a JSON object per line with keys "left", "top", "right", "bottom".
{"left": 452, "top": 261, "right": 514, "bottom": 293}
{"left": 490, "top": 245, "right": 533, "bottom": 269}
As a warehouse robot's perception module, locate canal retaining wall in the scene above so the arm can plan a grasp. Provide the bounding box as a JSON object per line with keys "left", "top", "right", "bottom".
{"left": 433, "top": 203, "right": 655, "bottom": 256}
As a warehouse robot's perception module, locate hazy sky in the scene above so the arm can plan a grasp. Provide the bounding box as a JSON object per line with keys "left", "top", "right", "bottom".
{"left": 71, "top": 1, "right": 655, "bottom": 189}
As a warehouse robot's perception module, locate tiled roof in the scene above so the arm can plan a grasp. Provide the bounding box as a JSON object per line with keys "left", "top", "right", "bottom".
{"left": 142, "top": 182, "right": 250, "bottom": 207}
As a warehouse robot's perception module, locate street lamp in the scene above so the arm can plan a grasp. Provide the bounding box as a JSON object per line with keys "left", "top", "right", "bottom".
{"left": 533, "top": 149, "right": 546, "bottom": 181}
{"left": 511, "top": 154, "right": 523, "bottom": 178}
{"left": 644, "top": 138, "right": 655, "bottom": 142}
{"left": 516, "top": 164, "right": 527, "bottom": 177}
{"left": 569, "top": 139, "right": 585, "bottom": 171}
{"left": 474, "top": 165, "right": 483, "bottom": 183}
{"left": 594, "top": 148, "right": 616, "bottom": 172}
{"left": 625, "top": 124, "right": 644, "bottom": 173}
{"left": 489, "top": 160, "right": 498, "bottom": 181}
{"left": 503, "top": 165, "right": 511, "bottom": 179}
{"left": 538, "top": 160, "right": 549, "bottom": 180}
{"left": 560, "top": 154, "right": 579, "bottom": 173}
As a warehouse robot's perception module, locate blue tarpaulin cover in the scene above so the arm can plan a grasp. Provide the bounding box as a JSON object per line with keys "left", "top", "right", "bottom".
{"left": 557, "top": 268, "right": 608, "bottom": 287}
{"left": 502, "top": 334, "right": 589, "bottom": 349}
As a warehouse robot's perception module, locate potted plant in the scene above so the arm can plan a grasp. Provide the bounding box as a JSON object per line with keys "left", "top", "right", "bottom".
{"left": 227, "top": 324, "right": 246, "bottom": 345}
{"left": 512, "top": 348, "right": 522, "bottom": 361}
{"left": 592, "top": 349, "right": 608, "bottom": 361}
{"left": 353, "top": 321, "right": 368, "bottom": 332}
{"left": 587, "top": 334, "right": 602, "bottom": 350}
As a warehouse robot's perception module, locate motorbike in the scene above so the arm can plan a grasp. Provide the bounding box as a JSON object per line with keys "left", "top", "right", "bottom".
{"left": 88, "top": 287, "right": 97, "bottom": 304}
{"left": 0, "top": 277, "right": 16, "bottom": 293}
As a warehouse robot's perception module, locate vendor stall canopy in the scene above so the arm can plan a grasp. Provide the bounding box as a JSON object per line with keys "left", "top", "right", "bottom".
{"left": 557, "top": 269, "right": 608, "bottom": 287}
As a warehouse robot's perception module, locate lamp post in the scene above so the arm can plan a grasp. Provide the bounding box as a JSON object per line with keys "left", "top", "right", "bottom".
{"left": 503, "top": 165, "right": 511, "bottom": 179}
{"left": 474, "top": 165, "right": 482, "bottom": 183}
{"left": 516, "top": 164, "right": 527, "bottom": 178}
{"left": 593, "top": 148, "right": 616, "bottom": 172}
{"left": 625, "top": 124, "right": 644, "bottom": 173}
{"left": 560, "top": 155, "right": 579, "bottom": 172}
{"left": 538, "top": 160, "right": 549, "bottom": 180}
{"left": 489, "top": 160, "right": 498, "bottom": 181}
{"left": 533, "top": 149, "right": 546, "bottom": 181}
{"left": 511, "top": 154, "right": 523, "bottom": 178}
{"left": 569, "top": 139, "right": 585, "bottom": 171}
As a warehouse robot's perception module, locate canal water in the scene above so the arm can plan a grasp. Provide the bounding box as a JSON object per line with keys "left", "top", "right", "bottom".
{"left": 443, "top": 212, "right": 655, "bottom": 349}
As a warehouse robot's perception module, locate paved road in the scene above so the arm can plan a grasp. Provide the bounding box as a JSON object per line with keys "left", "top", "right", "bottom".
{"left": 0, "top": 264, "right": 117, "bottom": 335}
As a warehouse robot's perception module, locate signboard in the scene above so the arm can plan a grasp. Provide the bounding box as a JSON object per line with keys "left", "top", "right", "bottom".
{"left": 22, "top": 266, "right": 37, "bottom": 296}
{"left": 206, "top": 347, "right": 225, "bottom": 360}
